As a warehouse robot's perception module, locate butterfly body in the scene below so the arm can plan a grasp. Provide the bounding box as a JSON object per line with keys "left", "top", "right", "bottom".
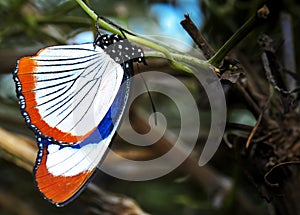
{"left": 13, "top": 34, "right": 146, "bottom": 206}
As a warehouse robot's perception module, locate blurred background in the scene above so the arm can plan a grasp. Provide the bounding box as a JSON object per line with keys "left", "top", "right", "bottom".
{"left": 0, "top": 0, "right": 299, "bottom": 214}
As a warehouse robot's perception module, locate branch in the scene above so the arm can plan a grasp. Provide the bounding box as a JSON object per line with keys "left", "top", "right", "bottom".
{"left": 208, "top": 5, "right": 269, "bottom": 67}
{"left": 0, "top": 127, "right": 36, "bottom": 172}
{"left": 280, "top": 12, "right": 297, "bottom": 91}
{"left": 180, "top": 14, "right": 215, "bottom": 59}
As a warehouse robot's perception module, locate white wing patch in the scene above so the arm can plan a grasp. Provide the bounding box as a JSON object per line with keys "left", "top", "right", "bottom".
{"left": 46, "top": 133, "right": 113, "bottom": 177}
{"left": 30, "top": 44, "right": 124, "bottom": 141}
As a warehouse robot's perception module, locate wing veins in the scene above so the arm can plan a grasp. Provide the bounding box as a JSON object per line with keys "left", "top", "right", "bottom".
{"left": 56, "top": 59, "right": 107, "bottom": 129}
{"left": 36, "top": 74, "right": 75, "bottom": 82}
{"left": 35, "top": 80, "right": 77, "bottom": 108}
{"left": 39, "top": 57, "right": 103, "bottom": 113}
{"left": 65, "top": 77, "right": 103, "bottom": 133}
{"left": 34, "top": 54, "right": 99, "bottom": 68}
{"left": 34, "top": 53, "right": 96, "bottom": 62}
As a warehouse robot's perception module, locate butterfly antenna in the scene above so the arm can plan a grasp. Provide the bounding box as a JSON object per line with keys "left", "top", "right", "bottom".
{"left": 138, "top": 66, "right": 158, "bottom": 125}
{"left": 99, "top": 16, "right": 136, "bottom": 37}
{"left": 94, "top": 17, "right": 102, "bottom": 48}
{"left": 120, "top": 29, "right": 127, "bottom": 39}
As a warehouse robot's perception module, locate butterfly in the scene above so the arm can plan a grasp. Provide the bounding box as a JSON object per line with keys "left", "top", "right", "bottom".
{"left": 13, "top": 33, "right": 146, "bottom": 206}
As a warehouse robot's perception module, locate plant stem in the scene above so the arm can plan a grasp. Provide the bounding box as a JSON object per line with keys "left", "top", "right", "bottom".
{"left": 208, "top": 5, "right": 269, "bottom": 67}
{"left": 74, "top": 0, "right": 211, "bottom": 74}
{"left": 75, "top": 0, "right": 132, "bottom": 36}
{"left": 75, "top": 0, "right": 172, "bottom": 57}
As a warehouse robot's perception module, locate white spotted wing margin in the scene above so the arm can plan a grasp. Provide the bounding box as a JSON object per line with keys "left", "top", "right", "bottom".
{"left": 15, "top": 43, "right": 124, "bottom": 144}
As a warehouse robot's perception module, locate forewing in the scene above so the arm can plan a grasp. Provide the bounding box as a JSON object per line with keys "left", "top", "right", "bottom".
{"left": 14, "top": 43, "right": 124, "bottom": 144}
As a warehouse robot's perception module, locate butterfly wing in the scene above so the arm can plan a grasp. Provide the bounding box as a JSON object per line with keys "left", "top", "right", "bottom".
{"left": 14, "top": 35, "right": 146, "bottom": 206}
{"left": 14, "top": 44, "right": 124, "bottom": 144}
{"left": 34, "top": 74, "right": 131, "bottom": 206}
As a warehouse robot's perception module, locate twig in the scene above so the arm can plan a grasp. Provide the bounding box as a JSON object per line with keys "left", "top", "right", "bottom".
{"left": 259, "top": 34, "right": 288, "bottom": 93}
{"left": 180, "top": 14, "right": 215, "bottom": 59}
{"left": 236, "top": 82, "right": 261, "bottom": 118}
{"left": 245, "top": 110, "right": 263, "bottom": 148}
{"left": 259, "top": 33, "right": 300, "bottom": 113}
{"left": 262, "top": 50, "right": 300, "bottom": 96}
{"left": 280, "top": 12, "right": 297, "bottom": 90}
{"left": 208, "top": 5, "right": 269, "bottom": 67}
{"left": 246, "top": 82, "right": 275, "bottom": 148}
{"left": 264, "top": 161, "right": 300, "bottom": 187}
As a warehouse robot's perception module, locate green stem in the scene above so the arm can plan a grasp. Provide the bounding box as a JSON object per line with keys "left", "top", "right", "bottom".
{"left": 75, "top": 0, "right": 174, "bottom": 59}
{"left": 146, "top": 51, "right": 211, "bottom": 74}
{"left": 208, "top": 5, "right": 268, "bottom": 67}
{"left": 75, "top": 0, "right": 123, "bottom": 34}
{"left": 75, "top": 0, "right": 211, "bottom": 74}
